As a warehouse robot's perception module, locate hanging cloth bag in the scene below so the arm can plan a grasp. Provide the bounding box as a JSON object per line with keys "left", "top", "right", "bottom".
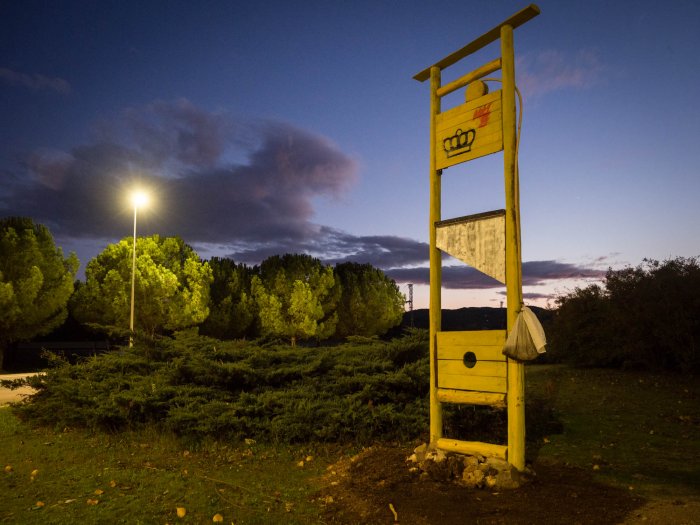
{"left": 502, "top": 306, "right": 547, "bottom": 361}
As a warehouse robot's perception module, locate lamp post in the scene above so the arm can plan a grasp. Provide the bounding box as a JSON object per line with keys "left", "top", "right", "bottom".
{"left": 129, "top": 191, "right": 148, "bottom": 347}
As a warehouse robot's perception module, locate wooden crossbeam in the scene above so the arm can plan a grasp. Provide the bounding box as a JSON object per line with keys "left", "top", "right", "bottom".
{"left": 413, "top": 4, "right": 540, "bottom": 81}
{"left": 437, "top": 438, "right": 507, "bottom": 459}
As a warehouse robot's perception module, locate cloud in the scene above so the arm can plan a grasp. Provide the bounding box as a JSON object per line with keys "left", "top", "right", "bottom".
{"left": 496, "top": 291, "right": 555, "bottom": 300}
{"left": 227, "top": 227, "right": 429, "bottom": 267}
{"left": 0, "top": 97, "right": 610, "bottom": 292}
{"left": 386, "top": 260, "right": 605, "bottom": 289}
{"left": 0, "top": 99, "right": 358, "bottom": 244}
{"left": 516, "top": 49, "right": 605, "bottom": 99}
{"left": 26, "top": 149, "right": 75, "bottom": 190}
{"left": 0, "top": 67, "right": 71, "bottom": 94}
{"left": 97, "top": 98, "right": 231, "bottom": 170}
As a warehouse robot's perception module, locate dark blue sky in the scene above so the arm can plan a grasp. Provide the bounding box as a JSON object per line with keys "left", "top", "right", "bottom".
{"left": 2, "top": 1, "right": 699, "bottom": 307}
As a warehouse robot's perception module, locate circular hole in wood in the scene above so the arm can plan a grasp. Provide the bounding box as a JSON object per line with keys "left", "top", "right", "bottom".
{"left": 463, "top": 351, "right": 477, "bottom": 369}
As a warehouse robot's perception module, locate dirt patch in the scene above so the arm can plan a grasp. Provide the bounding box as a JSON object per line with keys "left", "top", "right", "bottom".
{"left": 622, "top": 498, "right": 700, "bottom": 525}
{"left": 0, "top": 373, "right": 40, "bottom": 406}
{"left": 319, "top": 446, "right": 647, "bottom": 524}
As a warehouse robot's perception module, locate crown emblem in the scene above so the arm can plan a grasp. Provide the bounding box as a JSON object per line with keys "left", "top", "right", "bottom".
{"left": 443, "top": 128, "right": 476, "bottom": 158}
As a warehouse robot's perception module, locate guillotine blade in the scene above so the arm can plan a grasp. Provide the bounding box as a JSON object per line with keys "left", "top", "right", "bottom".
{"left": 435, "top": 209, "right": 506, "bottom": 284}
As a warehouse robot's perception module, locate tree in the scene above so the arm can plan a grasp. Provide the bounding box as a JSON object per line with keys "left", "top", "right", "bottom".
{"left": 200, "top": 257, "right": 258, "bottom": 340}
{"left": 252, "top": 254, "right": 340, "bottom": 345}
{"left": 549, "top": 257, "right": 700, "bottom": 372}
{"left": 333, "top": 262, "right": 405, "bottom": 338}
{"left": 0, "top": 217, "right": 79, "bottom": 368}
{"left": 546, "top": 284, "right": 621, "bottom": 367}
{"left": 72, "top": 235, "right": 212, "bottom": 338}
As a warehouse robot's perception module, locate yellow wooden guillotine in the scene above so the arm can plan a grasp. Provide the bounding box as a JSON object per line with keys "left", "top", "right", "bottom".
{"left": 413, "top": 4, "right": 540, "bottom": 471}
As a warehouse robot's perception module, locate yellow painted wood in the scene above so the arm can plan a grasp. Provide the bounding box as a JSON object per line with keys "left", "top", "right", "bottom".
{"left": 436, "top": 58, "right": 501, "bottom": 98}
{"left": 415, "top": 4, "right": 540, "bottom": 468}
{"left": 437, "top": 388, "right": 506, "bottom": 407}
{"left": 466, "top": 80, "right": 489, "bottom": 102}
{"left": 436, "top": 438, "right": 507, "bottom": 460}
{"left": 437, "top": 344, "right": 505, "bottom": 361}
{"left": 438, "top": 359, "right": 506, "bottom": 378}
{"left": 413, "top": 4, "right": 541, "bottom": 82}
{"left": 436, "top": 91, "right": 502, "bottom": 130}
{"left": 437, "top": 329, "right": 506, "bottom": 347}
{"left": 501, "top": 23, "right": 526, "bottom": 472}
{"left": 437, "top": 363, "right": 507, "bottom": 393}
{"left": 429, "top": 66, "right": 443, "bottom": 445}
{"left": 435, "top": 91, "right": 503, "bottom": 169}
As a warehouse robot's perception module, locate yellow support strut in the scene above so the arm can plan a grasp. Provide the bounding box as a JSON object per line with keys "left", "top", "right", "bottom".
{"left": 501, "top": 23, "right": 526, "bottom": 471}
{"left": 429, "top": 65, "right": 443, "bottom": 444}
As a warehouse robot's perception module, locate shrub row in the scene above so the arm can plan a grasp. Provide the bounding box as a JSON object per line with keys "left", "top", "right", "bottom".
{"left": 14, "top": 330, "right": 430, "bottom": 444}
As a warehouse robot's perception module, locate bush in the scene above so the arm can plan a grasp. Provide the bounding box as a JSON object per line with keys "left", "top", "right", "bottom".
{"left": 547, "top": 257, "right": 700, "bottom": 372}
{"left": 13, "top": 330, "right": 431, "bottom": 444}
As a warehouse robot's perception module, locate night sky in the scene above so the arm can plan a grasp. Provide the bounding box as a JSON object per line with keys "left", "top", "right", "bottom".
{"left": 2, "top": 1, "right": 699, "bottom": 308}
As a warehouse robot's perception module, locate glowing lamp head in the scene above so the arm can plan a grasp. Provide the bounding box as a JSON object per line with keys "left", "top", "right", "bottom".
{"left": 131, "top": 190, "right": 149, "bottom": 209}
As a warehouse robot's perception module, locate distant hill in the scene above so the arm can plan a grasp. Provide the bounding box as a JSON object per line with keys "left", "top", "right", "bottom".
{"left": 394, "top": 306, "right": 552, "bottom": 333}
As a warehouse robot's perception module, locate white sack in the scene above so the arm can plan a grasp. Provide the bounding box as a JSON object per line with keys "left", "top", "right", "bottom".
{"left": 502, "top": 306, "right": 547, "bottom": 361}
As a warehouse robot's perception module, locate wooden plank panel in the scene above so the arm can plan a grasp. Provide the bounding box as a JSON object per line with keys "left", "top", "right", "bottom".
{"left": 437, "top": 388, "right": 506, "bottom": 407}
{"left": 436, "top": 438, "right": 507, "bottom": 459}
{"left": 437, "top": 344, "right": 505, "bottom": 361}
{"left": 436, "top": 92, "right": 501, "bottom": 125}
{"left": 438, "top": 374, "right": 507, "bottom": 393}
{"left": 437, "top": 330, "right": 506, "bottom": 347}
{"left": 437, "top": 364, "right": 507, "bottom": 393}
{"left": 439, "top": 360, "right": 506, "bottom": 378}
{"left": 435, "top": 91, "right": 503, "bottom": 169}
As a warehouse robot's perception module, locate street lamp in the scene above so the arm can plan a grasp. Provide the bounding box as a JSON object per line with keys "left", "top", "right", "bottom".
{"left": 129, "top": 190, "right": 149, "bottom": 347}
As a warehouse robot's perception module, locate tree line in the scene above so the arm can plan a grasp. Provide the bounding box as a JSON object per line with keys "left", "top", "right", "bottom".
{"left": 546, "top": 256, "right": 700, "bottom": 373}
{"left": 0, "top": 217, "right": 405, "bottom": 366}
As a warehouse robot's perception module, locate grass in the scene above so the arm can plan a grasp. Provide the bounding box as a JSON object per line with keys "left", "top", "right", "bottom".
{"left": 0, "top": 408, "right": 341, "bottom": 524}
{"left": 2, "top": 361, "right": 698, "bottom": 523}
{"left": 526, "top": 364, "right": 700, "bottom": 499}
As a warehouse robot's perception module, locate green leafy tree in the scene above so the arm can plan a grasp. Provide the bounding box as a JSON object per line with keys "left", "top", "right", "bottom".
{"left": 252, "top": 254, "right": 340, "bottom": 345}
{"left": 334, "top": 262, "right": 405, "bottom": 338}
{"left": 72, "top": 235, "right": 212, "bottom": 338}
{"left": 549, "top": 257, "right": 700, "bottom": 372}
{"left": 0, "top": 217, "right": 79, "bottom": 368}
{"left": 546, "top": 284, "right": 621, "bottom": 367}
{"left": 200, "top": 257, "right": 258, "bottom": 339}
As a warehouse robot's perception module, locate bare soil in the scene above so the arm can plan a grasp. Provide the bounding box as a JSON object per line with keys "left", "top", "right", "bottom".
{"left": 0, "top": 372, "right": 39, "bottom": 406}
{"left": 319, "top": 446, "right": 700, "bottom": 525}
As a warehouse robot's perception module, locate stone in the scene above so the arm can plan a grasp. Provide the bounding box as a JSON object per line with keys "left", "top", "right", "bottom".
{"left": 405, "top": 446, "right": 535, "bottom": 491}
{"left": 434, "top": 449, "right": 447, "bottom": 463}
{"left": 465, "top": 456, "right": 480, "bottom": 468}
{"left": 413, "top": 443, "right": 428, "bottom": 462}
{"left": 462, "top": 468, "right": 485, "bottom": 489}
{"left": 495, "top": 467, "right": 522, "bottom": 490}
{"left": 424, "top": 456, "right": 450, "bottom": 481}
{"left": 447, "top": 456, "right": 465, "bottom": 479}
{"left": 485, "top": 458, "right": 510, "bottom": 471}
{"left": 485, "top": 474, "right": 498, "bottom": 488}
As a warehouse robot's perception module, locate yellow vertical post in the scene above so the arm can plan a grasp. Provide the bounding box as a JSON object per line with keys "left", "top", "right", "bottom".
{"left": 501, "top": 24, "right": 526, "bottom": 471}
{"left": 429, "top": 66, "right": 443, "bottom": 444}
